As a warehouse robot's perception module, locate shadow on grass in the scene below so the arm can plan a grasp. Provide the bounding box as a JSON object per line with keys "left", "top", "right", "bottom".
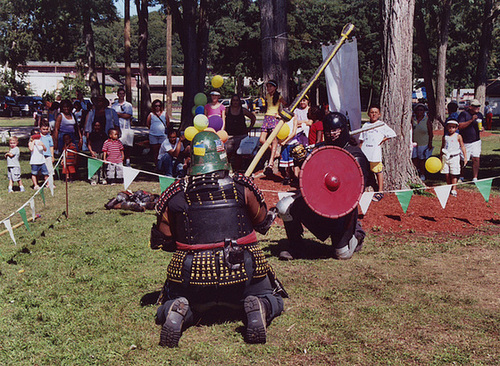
{"left": 262, "top": 238, "right": 334, "bottom": 260}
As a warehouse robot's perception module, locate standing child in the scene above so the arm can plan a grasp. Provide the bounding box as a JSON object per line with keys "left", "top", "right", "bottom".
{"left": 359, "top": 105, "right": 396, "bottom": 202}
{"left": 87, "top": 121, "right": 108, "bottom": 185}
{"left": 40, "top": 120, "right": 55, "bottom": 186}
{"left": 29, "top": 129, "right": 48, "bottom": 189}
{"left": 440, "top": 120, "right": 467, "bottom": 197}
{"left": 260, "top": 80, "right": 286, "bottom": 176}
{"left": 102, "top": 128, "right": 124, "bottom": 184}
{"left": 5, "top": 136, "right": 25, "bottom": 192}
{"left": 278, "top": 117, "right": 299, "bottom": 185}
{"left": 62, "top": 134, "right": 78, "bottom": 181}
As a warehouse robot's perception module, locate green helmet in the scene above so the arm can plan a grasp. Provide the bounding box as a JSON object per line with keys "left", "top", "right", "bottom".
{"left": 189, "top": 131, "right": 230, "bottom": 175}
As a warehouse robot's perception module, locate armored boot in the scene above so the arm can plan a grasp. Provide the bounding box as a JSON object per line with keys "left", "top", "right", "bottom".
{"left": 159, "top": 297, "right": 190, "bottom": 348}
{"left": 244, "top": 296, "right": 267, "bottom": 344}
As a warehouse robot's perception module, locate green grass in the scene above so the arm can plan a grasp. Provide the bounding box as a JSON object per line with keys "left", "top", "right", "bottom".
{"left": 0, "top": 117, "right": 35, "bottom": 128}
{"left": 0, "top": 123, "right": 499, "bottom": 365}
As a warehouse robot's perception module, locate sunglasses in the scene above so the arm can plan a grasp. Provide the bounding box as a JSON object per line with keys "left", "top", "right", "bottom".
{"left": 153, "top": 104, "right": 161, "bottom": 107}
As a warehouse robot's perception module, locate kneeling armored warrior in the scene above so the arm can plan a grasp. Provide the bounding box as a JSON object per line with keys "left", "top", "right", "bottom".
{"left": 150, "top": 131, "right": 287, "bottom": 347}
{"left": 277, "top": 112, "right": 369, "bottom": 260}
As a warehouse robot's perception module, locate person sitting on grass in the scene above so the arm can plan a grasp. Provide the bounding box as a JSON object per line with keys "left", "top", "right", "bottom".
{"left": 62, "top": 133, "right": 78, "bottom": 181}
{"left": 102, "top": 128, "right": 124, "bottom": 185}
{"left": 440, "top": 120, "right": 467, "bottom": 198}
{"left": 359, "top": 105, "right": 396, "bottom": 202}
{"left": 28, "top": 129, "right": 48, "bottom": 190}
{"left": 157, "top": 128, "right": 185, "bottom": 178}
{"left": 87, "top": 121, "right": 108, "bottom": 185}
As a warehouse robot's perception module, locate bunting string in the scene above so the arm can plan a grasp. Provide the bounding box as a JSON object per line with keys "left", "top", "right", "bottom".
{"left": 1, "top": 147, "right": 499, "bottom": 243}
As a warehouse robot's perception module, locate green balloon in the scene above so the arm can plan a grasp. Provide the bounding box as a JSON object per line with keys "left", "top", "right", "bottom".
{"left": 192, "top": 106, "right": 197, "bottom": 116}
{"left": 194, "top": 92, "right": 207, "bottom": 106}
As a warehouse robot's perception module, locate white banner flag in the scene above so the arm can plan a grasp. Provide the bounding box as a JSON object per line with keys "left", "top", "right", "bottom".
{"left": 123, "top": 166, "right": 139, "bottom": 190}
{"left": 322, "top": 38, "right": 362, "bottom": 132}
{"left": 359, "top": 192, "right": 374, "bottom": 215}
{"left": 3, "top": 219, "right": 16, "bottom": 245}
{"left": 434, "top": 185, "right": 452, "bottom": 209}
{"left": 29, "top": 199, "right": 36, "bottom": 221}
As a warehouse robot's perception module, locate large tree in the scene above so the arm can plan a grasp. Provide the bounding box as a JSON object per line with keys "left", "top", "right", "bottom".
{"left": 260, "top": 0, "right": 290, "bottom": 101}
{"left": 167, "top": 0, "right": 210, "bottom": 128}
{"left": 380, "top": 0, "right": 419, "bottom": 189}
{"left": 136, "top": 0, "right": 152, "bottom": 124}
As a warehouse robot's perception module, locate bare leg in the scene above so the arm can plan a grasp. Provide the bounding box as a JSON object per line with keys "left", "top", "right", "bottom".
{"left": 472, "top": 157, "right": 480, "bottom": 179}
{"left": 376, "top": 172, "right": 384, "bottom": 192}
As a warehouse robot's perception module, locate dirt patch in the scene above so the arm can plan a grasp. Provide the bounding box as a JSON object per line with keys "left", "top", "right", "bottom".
{"left": 253, "top": 172, "right": 500, "bottom": 235}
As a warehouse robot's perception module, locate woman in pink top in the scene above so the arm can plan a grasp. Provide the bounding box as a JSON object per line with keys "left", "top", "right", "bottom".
{"left": 204, "top": 91, "right": 226, "bottom": 130}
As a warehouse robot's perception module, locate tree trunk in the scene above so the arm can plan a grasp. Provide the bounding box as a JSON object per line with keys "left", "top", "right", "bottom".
{"left": 83, "top": 9, "right": 100, "bottom": 97}
{"left": 380, "top": 0, "right": 419, "bottom": 189}
{"left": 260, "top": 0, "right": 290, "bottom": 102}
{"left": 414, "top": 3, "right": 437, "bottom": 125}
{"left": 435, "top": 0, "right": 452, "bottom": 127}
{"left": 474, "top": 0, "right": 500, "bottom": 106}
{"left": 136, "top": 0, "right": 151, "bottom": 125}
{"left": 166, "top": 9, "right": 173, "bottom": 119}
{"left": 124, "top": 0, "right": 132, "bottom": 103}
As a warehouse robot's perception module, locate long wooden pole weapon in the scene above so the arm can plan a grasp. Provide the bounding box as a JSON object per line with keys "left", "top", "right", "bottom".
{"left": 244, "top": 23, "right": 355, "bottom": 177}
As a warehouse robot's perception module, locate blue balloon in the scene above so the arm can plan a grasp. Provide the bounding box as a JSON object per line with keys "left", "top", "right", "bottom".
{"left": 195, "top": 105, "right": 205, "bottom": 115}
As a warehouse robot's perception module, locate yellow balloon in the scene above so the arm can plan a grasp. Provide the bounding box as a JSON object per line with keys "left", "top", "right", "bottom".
{"left": 193, "top": 114, "right": 209, "bottom": 131}
{"left": 277, "top": 123, "right": 290, "bottom": 140}
{"left": 217, "top": 129, "right": 228, "bottom": 143}
{"left": 425, "top": 157, "right": 442, "bottom": 174}
{"left": 184, "top": 126, "right": 199, "bottom": 141}
{"left": 211, "top": 75, "right": 224, "bottom": 88}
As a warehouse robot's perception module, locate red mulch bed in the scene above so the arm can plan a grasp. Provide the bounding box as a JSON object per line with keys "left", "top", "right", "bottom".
{"left": 253, "top": 172, "right": 500, "bottom": 236}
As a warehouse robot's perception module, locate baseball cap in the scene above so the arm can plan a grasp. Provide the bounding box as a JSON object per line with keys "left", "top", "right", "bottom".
{"left": 470, "top": 99, "right": 481, "bottom": 107}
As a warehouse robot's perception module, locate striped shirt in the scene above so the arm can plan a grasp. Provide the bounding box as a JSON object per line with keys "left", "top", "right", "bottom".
{"left": 102, "top": 139, "right": 124, "bottom": 164}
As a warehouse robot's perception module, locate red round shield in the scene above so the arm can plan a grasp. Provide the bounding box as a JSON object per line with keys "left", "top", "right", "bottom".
{"left": 299, "top": 146, "right": 364, "bottom": 219}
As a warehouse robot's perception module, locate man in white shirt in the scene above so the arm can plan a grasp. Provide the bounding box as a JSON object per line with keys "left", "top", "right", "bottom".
{"left": 157, "top": 129, "right": 185, "bottom": 177}
{"left": 112, "top": 87, "right": 134, "bottom": 166}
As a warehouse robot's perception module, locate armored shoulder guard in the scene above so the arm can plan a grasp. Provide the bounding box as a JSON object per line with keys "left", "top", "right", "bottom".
{"left": 155, "top": 178, "right": 185, "bottom": 215}
{"left": 232, "top": 172, "right": 265, "bottom": 206}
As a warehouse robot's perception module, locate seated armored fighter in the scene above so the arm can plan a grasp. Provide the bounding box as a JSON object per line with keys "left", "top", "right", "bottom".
{"left": 277, "top": 112, "right": 369, "bottom": 260}
{"left": 150, "top": 131, "right": 287, "bottom": 347}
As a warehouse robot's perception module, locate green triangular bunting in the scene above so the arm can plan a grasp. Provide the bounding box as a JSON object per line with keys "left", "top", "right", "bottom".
{"left": 395, "top": 190, "right": 413, "bottom": 213}
{"left": 474, "top": 179, "right": 492, "bottom": 202}
{"left": 159, "top": 176, "right": 176, "bottom": 193}
{"left": 18, "top": 208, "right": 31, "bottom": 232}
{"left": 88, "top": 158, "right": 103, "bottom": 180}
{"left": 40, "top": 187, "right": 45, "bottom": 205}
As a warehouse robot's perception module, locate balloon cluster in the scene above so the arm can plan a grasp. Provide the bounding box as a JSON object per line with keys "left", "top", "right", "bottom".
{"left": 185, "top": 75, "right": 227, "bottom": 143}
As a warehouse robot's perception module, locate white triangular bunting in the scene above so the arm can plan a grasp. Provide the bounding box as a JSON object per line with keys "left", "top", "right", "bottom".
{"left": 277, "top": 191, "right": 296, "bottom": 200}
{"left": 3, "top": 219, "right": 17, "bottom": 245}
{"left": 359, "top": 192, "right": 374, "bottom": 214}
{"left": 29, "top": 199, "right": 36, "bottom": 221}
{"left": 48, "top": 175, "right": 54, "bottom": 196}
{"left": 434, "top": 185, "right": 452, "bottom": 209}
{"left": 123, "top": 166, "right": 139, "bottom": 190}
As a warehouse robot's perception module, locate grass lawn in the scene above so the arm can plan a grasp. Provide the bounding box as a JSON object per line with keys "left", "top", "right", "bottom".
{"left": 0, "top": 123, "right": 499, "bottom": 364}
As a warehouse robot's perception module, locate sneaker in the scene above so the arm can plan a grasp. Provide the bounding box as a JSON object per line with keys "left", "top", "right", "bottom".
{"left": 34, "top": 185, "right": 41, "bottom": 190}
{"left": 101, "top": 180, "right": 107, "bottom": 185}
{"left": 459, "top": 177, "right": 465, "bottom": 182}
{"left": 263, "top": 166, "right": 273, "bottom": 177}
{"left": 279, "top": 250, "right": 294, "bottom": 261}
{"left": 472, "top": 178, "right": 478, "bottom": 182}
{"left": 334, "top": 235, "right": 360, "bottom": 260}
{"left": 244, "top": 296, "right": 267, "bottom": 344}
{"left": 90, "top": 181, "right": 97, "bottom": 186}
{"left": 372, "top": 192, "right": 384, "bottom": 202}
{"left": 420, "top": 175, "right": 426, "bottom": 181}
{"left": 282, "top": 177, "right": 290, "bottom": 186}
{"left": 125, "top": 159, "right": 131, "bottom": 167}
{"left": 451, "top": 190, "right": 457, "bottom": 197}
{"left": 159, "top": 297, "right": 190, "bottom": 348}
{"left": 20, "top": 186, "right": 25, "bottom": 192}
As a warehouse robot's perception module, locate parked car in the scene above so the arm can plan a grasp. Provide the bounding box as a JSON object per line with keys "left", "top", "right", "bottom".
{"left": 16, "top": 96, "right": 43, "bottom": 116}
{"left": 0, "top": 96, "right": 22, "bottom": 117}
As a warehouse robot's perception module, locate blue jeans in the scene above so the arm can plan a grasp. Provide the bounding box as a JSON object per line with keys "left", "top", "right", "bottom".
{"left": 157, "top": 154, "right": 184, "bottom": 177}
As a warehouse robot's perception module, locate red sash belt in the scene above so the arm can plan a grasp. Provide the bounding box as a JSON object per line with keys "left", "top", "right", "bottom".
{"left": 176, "top": 231, "right": 257, "bottom": 251}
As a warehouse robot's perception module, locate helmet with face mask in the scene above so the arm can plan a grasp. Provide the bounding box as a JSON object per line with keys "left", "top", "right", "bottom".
{"left": 322, "top": 112, "right": 350, "bottom": 148}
